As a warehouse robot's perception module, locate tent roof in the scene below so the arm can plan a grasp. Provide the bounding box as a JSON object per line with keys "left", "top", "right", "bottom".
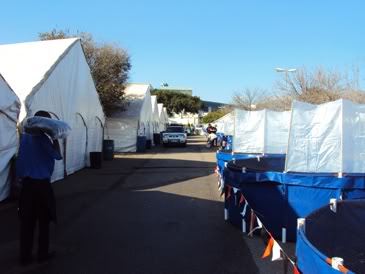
{"left": 0, "top": 38, "right": 79, "bottom": 101}
{"left": 109, "top": 84, "right": 152, "bottom": 119}
{"left": 0, "top": 74, "right": 20, "bottom": 123}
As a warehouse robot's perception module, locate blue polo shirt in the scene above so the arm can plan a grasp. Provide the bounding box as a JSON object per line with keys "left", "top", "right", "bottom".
{"left": 16, "top": 133, "right": 62, "bottom": 180}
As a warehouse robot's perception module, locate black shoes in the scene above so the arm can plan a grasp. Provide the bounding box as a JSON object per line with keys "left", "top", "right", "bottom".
{"left": 37, "top": 251, "right": 56, "bottom": 264}
{"left": 19, "top": 257, "right": 33, "bottom": 267}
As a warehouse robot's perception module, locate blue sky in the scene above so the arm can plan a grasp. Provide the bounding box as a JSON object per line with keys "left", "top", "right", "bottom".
{"left": 1, "top": 1, "right": 365, "bottom": 103}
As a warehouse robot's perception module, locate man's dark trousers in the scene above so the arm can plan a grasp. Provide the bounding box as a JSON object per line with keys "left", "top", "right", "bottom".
{"left": 19, "top": 178, "right": 56, "bottom": 263}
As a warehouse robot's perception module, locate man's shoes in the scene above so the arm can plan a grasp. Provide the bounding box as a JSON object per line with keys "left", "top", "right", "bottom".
{"left": 37, "top": 251, "right": 56, "bottom": 264}
{"left": 19, "top": 257, "right": 33, "bottom": 267}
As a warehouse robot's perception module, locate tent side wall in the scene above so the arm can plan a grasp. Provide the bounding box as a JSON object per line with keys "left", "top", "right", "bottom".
{"left": 157, "top": 104, "right": 166, "bottom": 132}
{"left": 26, "top": 41, "right": 104, "bottom": 181}
{"left": 0, "top": 77, "right": 20, "bottom": 201}
{"left": 151, "top": 96, "right": 161, "bottom": 134}
{"left": 163, "top": 107, "right": 169, "bottom": 127}
{"left": 139, "top": 86, "right": 153, "bottom": 142}
{"left": 105, "top": 117, "right": 138, "bottom": 152}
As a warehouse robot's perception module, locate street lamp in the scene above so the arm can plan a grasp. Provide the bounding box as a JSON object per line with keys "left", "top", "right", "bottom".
{"left": 275, "top": 67, "right": 297, "bottom": 91}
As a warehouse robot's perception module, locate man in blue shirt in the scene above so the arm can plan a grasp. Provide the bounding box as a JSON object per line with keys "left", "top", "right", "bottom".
{"left": 16, "top": 111, "right": 62, "bottom": 266}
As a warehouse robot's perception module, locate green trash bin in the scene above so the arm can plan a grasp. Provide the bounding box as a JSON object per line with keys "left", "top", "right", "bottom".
{"left": 103, "top": 140, "right": 114, "bottom": 161}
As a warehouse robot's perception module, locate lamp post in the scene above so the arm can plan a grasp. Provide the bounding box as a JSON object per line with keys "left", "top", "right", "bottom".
{"left": 275, "top": 67, "right": 297, "bottom": 91}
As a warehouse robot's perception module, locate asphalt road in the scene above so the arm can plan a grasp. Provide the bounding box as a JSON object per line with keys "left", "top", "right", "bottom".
{"left": 0, "top": 135, "right": 289, "bottom": 274}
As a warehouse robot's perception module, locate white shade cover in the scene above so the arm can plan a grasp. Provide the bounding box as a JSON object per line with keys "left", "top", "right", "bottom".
{"left": 0, "top": 75, "right": 20, "bottom": 201}
{"left": 233, "top": 109, "right": 290, "bottom": 154}
{"left": 286, "top": 99, "right": 365, "bottom": 173}
{"left": 213, "top": 112, "right": 235, "bottom": 135}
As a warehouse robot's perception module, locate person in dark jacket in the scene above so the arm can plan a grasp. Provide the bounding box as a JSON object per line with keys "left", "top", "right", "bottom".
{"left": 16, "top": 111, "right": 62, "bottom": 266}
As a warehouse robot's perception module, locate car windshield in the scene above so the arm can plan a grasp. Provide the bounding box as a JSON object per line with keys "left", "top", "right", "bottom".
{"left": 166, "top": 127, "right": 184, "bottom": 133}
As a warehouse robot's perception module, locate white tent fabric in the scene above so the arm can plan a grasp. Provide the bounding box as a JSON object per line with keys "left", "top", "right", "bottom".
{"left": 0, "top": 38, "right": 105, "bottom": 182}
{"left": 233, "top": 109, "right": 291, "bottom": 154}
{"left": 0, "top": 75, "right": 20, "bottom": 201}
{"left": 213, "top": 112, "right": 235, "bottom": 135}
{"left": 163, "top": 107, "right": 169, "bottom": 125}
{"left": 105, "top": 84, "right": 153, "bottom": 152}
{"left": 151, "top": 96, "right": 160, "bottom": 134}
{"left": 157, "top": 103, "right": 167, "bottom": 132}
{"left": 286, "top": 99, "right": 365, "bottom": 173}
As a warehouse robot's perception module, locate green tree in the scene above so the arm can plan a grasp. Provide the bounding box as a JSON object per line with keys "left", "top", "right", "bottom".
{"left": 38, "top": 29, "right": 131, "bottom": 115}
{"left": 152, "top": 90, "right": 202, "bottom": 115}
{"left": 202, "top": 110, "right": 226, "bottom": 124}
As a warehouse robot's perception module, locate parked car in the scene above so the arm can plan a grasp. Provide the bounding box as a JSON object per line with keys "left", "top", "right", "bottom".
{"left": 162, "top": 126, "right": 187, "bottom": 147}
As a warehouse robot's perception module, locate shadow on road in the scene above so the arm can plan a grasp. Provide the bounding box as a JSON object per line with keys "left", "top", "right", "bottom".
{"left": 30, "top": 190, "right": 259, "bottom": 274}
{"left": 0, "top": 137, "right": 261, "bottom": 274}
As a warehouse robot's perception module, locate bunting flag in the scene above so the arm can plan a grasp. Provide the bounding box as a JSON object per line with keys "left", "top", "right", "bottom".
{"left": 238, "top": 193, "right": 245, "bottom": 208}
{"left": 241, "top": 201, "right": 248, "bottom": 217}
{"left": 219, "top": 177, "right": 225, "bottom": 192}
{"left": 225, "top": 185, "right": 232, "bottom": 200}
{"left": 271, "top": 240, "right": 283, "bottom": 261}
{"left": 215, "top": 166, "right": 219, "bottom": 177}
{"left": 248, "top": 213, "right": 263, "bottom": 236}
{"left": 293, "top": 265, "right": 301, "bottom": 274}
{"left": 261, "top": 237, "right": 274, "bottom": 258}
{"left": 232, "top": 188, "right": 239, "bottom": 205}
{"left": 325, "top": 258, "right": 349, "bottom": 273}
{"left": 225, "top": 188, "right": 301, "bottom": 273}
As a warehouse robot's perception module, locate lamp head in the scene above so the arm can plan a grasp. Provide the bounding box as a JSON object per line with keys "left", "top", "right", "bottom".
{"left": 275, "top": 68, "right": 285, "bottom": 72}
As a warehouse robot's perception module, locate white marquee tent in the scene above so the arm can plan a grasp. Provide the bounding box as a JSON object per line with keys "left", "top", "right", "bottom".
{"left": 151, "top": 95, "right": 161, "bottom": 135}
{"left": 233, "top": 109, "right": 291, "bottom": 154}
{"left": 213, "top": 112, "right": 235, "bottom": 135}
{"left": 0, "top": 38, "right": 105, "bottom": 182}
{"left": 158, "top": 103, "right": 168, "bottom": 132}
{"left": 0, "top": 75, "right": 20, "bottom": 201}
{"left": 105, "top": 84, "right": 153, "bottom": 152}
{"left": 286, "top": 99, "right": 365, "bottom": 173}
{"left": 163, "top": 107, "right": 169, "bottom": 125}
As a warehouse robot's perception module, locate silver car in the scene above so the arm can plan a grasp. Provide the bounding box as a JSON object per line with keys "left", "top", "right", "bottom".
{"left": 162, "top": 126, "right": 187, "bottom": 147}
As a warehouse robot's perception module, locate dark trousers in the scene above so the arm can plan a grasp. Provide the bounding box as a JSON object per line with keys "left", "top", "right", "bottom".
{"left": 18, "top": 178, "right": 56, "bottom": 263}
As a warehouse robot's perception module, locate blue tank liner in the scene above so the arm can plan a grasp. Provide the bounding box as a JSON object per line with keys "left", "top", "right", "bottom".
{"left": 220, "top": 154, "right": 284, "bottom": 233}
{"left": 296, "top": 200, "right": 365, "bottom": 273}
{"left": 224, "top": 157, "right": 365, "bottom": 241}
{"left": 216, "top": 150, "right": 285, "bottom": 178}
{"left": 216, "top": 150, "right": 258, "bottom": 175}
